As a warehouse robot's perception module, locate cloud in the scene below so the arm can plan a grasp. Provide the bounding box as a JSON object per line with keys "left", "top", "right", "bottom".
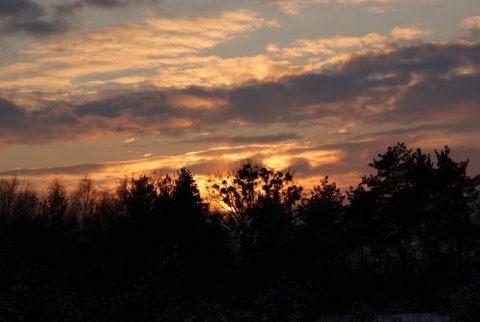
{"left": 14, "top": 138, "right": 461, "bottom": 195}
{"left": 390, "top": 25, "right": 430, "bottom": 40}
{"left": 83, "top": 0, "right": 136, "bottom": 8}
{"left": 0, "top": 97, "right": 26, "bottom": 125}
{"left": 179, "top": 133, "right": 301, "bottom": 144}
{"left": 334, "top": 0, "right": 420, "bottom": 3}
{"left": 367, "top": 6, "right": 390, "bottom": 13}
{"left": 0, "top": 9, "right": 270, "bottom": 103}
{"left": 266, "top": 0, "right": 435, "bottom": 16}
{"left": 54, "top": 0, "right": 153, "bottom": 14}
{"left": 0, "top": 40, "right": 479, "bottom": 164}
{"left": 2, "top": 142, "right": 348, "bottom": 192}
{"left": 0, "top": 0, "right": 43, "bottom": 17}
{"left": 460, "top": 16, "right": 480, "bottom": 31}
{"left": 0, "top": 0, "right": 69, "bottom": 37}
{"left": 335, "top": 0, "right": 396, "bottom": 3}
{"left": 7, "top": 138, "right": 478, "bottom": 197}
{"left": 335, "top": 0, "right": 440, "bottom": 13}
{"left": 459, "top": 16, "right": 480, "bottom": 41}
{"left": 267, "top": 0, "right": 328, "bottom": 15}
{"left": 0, "top": 0, "right": 161, "bottom": 38}
{"left": 267, "top": 33, "right": 389, "bottom": 59}
{"left": 149, "top": 55, "right": 308, "bottom": 88}
{"left": 266, "top": 26, "right": 432, "bottom": 62}
{"left": 0, "top": 9, "right": 436, "bottom": 109}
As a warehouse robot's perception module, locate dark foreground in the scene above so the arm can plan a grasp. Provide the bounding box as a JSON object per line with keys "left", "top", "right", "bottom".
{"left": 1, "top": 143, "right": 479, "bottom": 321}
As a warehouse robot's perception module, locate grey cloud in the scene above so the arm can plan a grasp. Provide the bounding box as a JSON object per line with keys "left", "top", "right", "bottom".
{"left": 392, "top": 72, "right": 480, "bottom": 118}
{"left": 1, "top": 162, "right": 108, "bottom": 177}
{"left": 0, "top": 0, "right": 68, "bottom": 37}
{"left": 0, "top": 0, "right": 43, "bottom": 16}
{"left": 185, "top": 75, "right": 361, "bottom": 128}
{"left": 0, "top": 0, "right": 159, "bottom": 38}
{"left": 75, "top": 91, "right": 170, "bottom": 118}
{"left": 352, "top": 123, "right": 467, "bottom": 141}
{"left": 55, "top": 0, "right": 158, "bottom": 14}
{"left": 179, "top": 132, "right": 301, "bottom": 144}
{"left": 208, "top": 43, "right": 480, "bottom": 127}
{"left": 0, "top": 97, "right": 26, "bottom": 125}
{"left": 84, "top": 0, "right": 127, "bottom": 7}
{"left": 54, "top": 0, "right": 135, "bottom": 14}
{"left": 84, "top": 0, "right": 159, "bottom": 8}
{"left": 5, "top": 19, "right": 69, "bottom": 36}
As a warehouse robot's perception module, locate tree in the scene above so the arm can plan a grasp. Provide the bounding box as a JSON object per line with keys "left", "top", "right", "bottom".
{"left": 0, "top": 176, "right": 38, "bottom": 219}
{"left": 346, "top": 143, "right": 480, "bottom": 300}
{"left": 300, "top": 176, "right": 344, "bottom": 231}
{"left": 427, "top": 147, "right": 480, "bottom": 282}
{"left": 296, "top": 176, "right": 345, "bottom": 278}
{"left": 360, "top": 144, "right": 434, "bottom": 256}
{"left": 168, "top": 168, "right": 206, "bottom": 248}
{"left": 209, "top": 160, "right": 303, "bottom": 259}
{"left": 0, "top": 176, "right": 38, "bottom": 261}
{"left": 40, "top": 178, "right": 68, "bottom": 224}
{"left": 117, "top": 174, "right": 159, "bottom": 219}
{"left": 69, "top": 176, "right": 96, "bottom": 245}
{"left": 70, "top": 176, "right": 96, "bottom": 220}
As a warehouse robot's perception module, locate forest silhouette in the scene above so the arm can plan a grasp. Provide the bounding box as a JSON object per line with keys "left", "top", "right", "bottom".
{"left": 0, "top": 143, "right": 479, "bottom": 320}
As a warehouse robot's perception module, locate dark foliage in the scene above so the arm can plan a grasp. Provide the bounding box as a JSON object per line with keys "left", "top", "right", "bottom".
{"left": 0, "top": 144, "right": 479, "bottom": 319}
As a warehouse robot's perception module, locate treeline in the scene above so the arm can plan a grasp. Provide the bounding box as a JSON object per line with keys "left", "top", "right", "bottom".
{"left": 0, "top": 143, "right": 479, "bottom": 321}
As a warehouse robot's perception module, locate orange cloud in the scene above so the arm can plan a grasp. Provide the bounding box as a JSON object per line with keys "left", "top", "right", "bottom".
{"left": 166, "top": 93, "right": 228, "bottom": 110}
{"left": 460, "top": 16, "right": 480, "bottom": 30}
{"left": 5, "top": 142, "right": 347, "bottom": 194}
{"left": 150, "top": 55, "right": 308, "bottom": 88}
{"left": 268, "top": 0, "right": 329, "bottom": 15}
{"left": 0, "top": 9, "right": 268, "bottom": 104}
{"left": 390, "top": 26, "right": 431, "bottom": 40}
{"left": 267, "top": 33, "right": 389, "bottom": 60}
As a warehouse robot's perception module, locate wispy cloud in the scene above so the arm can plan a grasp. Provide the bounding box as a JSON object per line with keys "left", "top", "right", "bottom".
{"left": 0, "top": 9, "right": 271, "bottom": 104}
{"left": 459, "top": 16, "right": 480, "bottom": 41}
{"left": 267, "top": 0, "right": 439, "bottom": 14}
{"left": 390, "top": 25, "right": 431, "bottom": 40}
{"left": 267, "top": 33, "right": 389, "bottom": 59}
{"left": 2, "top": 142, "right": 349, "bottom": 192}
{"left": 179, "top": 133, "right": 302, "bottom": 144}
{"left": 266, "top": 25, "right": 432, "bottom": 61}
{"left": 267, "top": 0, "right": 328, "bottom": 15}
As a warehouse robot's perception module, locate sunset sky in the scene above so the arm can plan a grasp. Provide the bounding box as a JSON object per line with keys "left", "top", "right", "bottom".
{"left": 1, "top": 0, "right": 480, "bottom": 194}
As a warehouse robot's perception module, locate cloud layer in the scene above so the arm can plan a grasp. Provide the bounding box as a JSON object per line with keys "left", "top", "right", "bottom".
{"left": 1, "top": 40, "right": 479, "bottom": 146}
{"left": 1, "top": 2, "right": 479, "bottom": 194}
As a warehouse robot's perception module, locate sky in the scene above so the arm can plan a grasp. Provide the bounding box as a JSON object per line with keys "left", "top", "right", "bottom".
{"left": 1, "top": 0, "right": 480, "bottom": 195}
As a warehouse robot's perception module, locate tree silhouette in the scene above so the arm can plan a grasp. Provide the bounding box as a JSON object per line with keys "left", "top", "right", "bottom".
{"left": 345, "top": 143, "right": 480, "bottom": 302}
{"left": 40, "top": 178, "right": 67, "bottom": 224}
{"left": 296, "top": 176, "right": 345, "bottom": 279}
{"left": 209, "top": 160, "right": 302, "bottom": 257}
{"left": 117, "top": 174, "right": 158, "bottom": 219}
{"left": 208, "top": 160, "right": 304, "bottom": 296}
{"left": 168, "top": 168, "right": 206, "bottom": 248}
